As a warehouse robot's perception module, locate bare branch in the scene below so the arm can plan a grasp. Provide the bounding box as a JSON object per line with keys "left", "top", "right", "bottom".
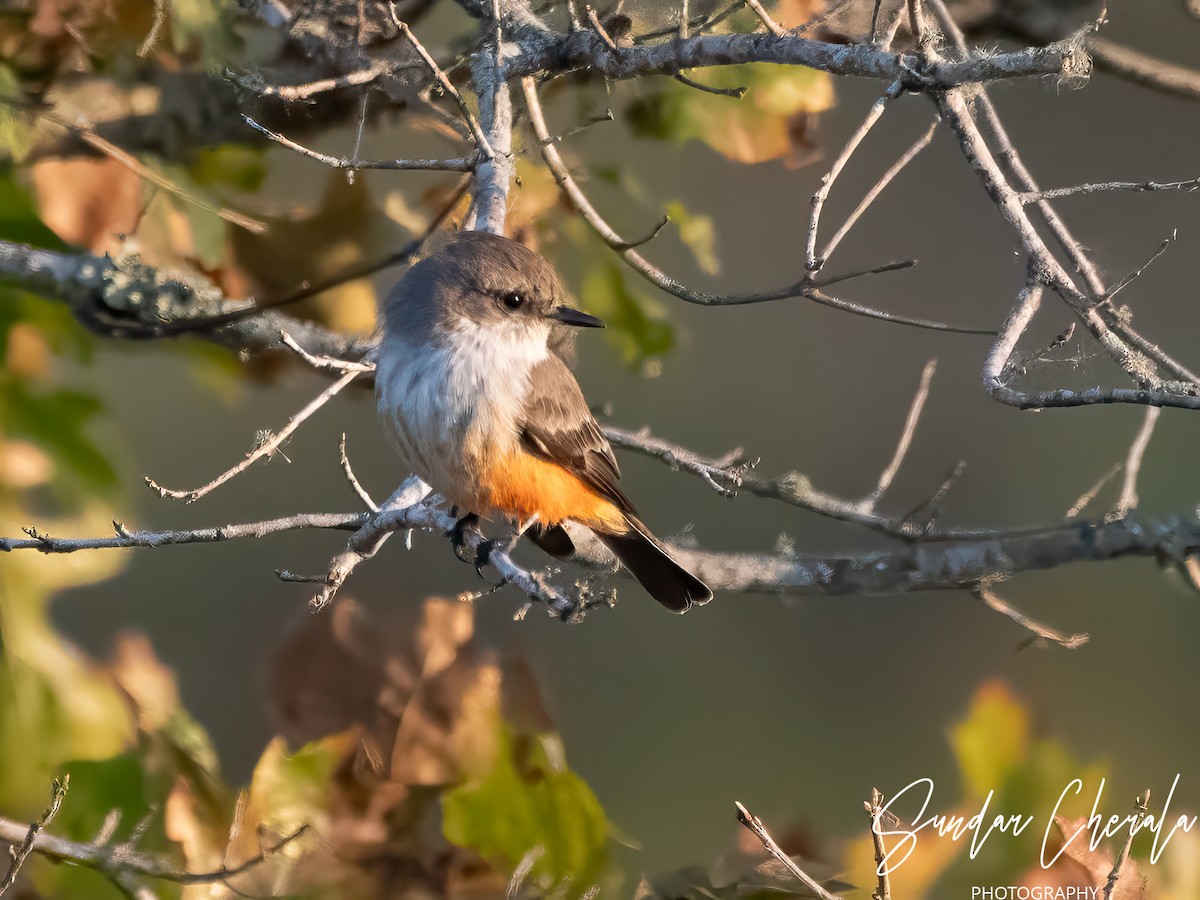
{"left": 1, "top": 777, "right": 68, "bottom": 897}
{"left": 807, "top": 81, "right": 903, "bottom": 271}
{"left": 975, "top": 584, "right": 1089, "bottom": 649}
{"left": 861, "top": 358, "right": 936, "bottom": 514}
{"left": 1104, "top": 791, "right": 1151, "bottom": 900}
{"left": 521, "top": 77, "right": 992, "bottom": 333}
{"left": 734, "top": 802, "right": 841, "bottom": 900}
{"left": 145, "top": 369, "right": 362, "bottom": 502}
{"left": 1111, "top": 407, "right": 1160, "bottom": 520}
{"left": 136, "top": 0, "right": 168, "bottom": 57}
{"left": 1065, "top": 463, "right": 1121, "bottom": 519}
{"left": 389, "top": 10, "right": 496, "bottom": 158}
{"left": 241, "top": 115, "right": 477, "bottom": 171}
{"left": 0, "top": 812, "right": 308, "bottom": 889}
{"left": 339, "top": 434, "right": 379, "bottom": 512}
{"left": 743, "top": 0, "right": 788, "bottom": 37}
{"left": 821, "top": 115, "right": 938, "bottom": 263}
{"left": 510, "top": 28, "right": 1088, "bottom": 87}
{"left": 280, "top": 331, "right": 375, "bottom": 373}
{"left": 864, "top": 789, "right": 892, "bottom": 900}
{"left": 1089, "top": 35, "right": 1200, "bottom": 100}
{"left": 1021, "top": 176, "right": 1200, "bottom": 202}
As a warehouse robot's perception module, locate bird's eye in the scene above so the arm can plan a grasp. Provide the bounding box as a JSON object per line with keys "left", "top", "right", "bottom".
{"left": 501, "top": 291, "right": 525, "bottom": 310}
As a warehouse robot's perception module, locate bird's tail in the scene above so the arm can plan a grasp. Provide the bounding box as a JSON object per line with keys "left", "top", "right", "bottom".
{"left": 596, "top": 516, "right": 713, "bottom": 614}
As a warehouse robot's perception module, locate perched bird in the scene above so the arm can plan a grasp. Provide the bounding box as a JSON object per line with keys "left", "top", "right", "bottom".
{"left": 375, "top": 230, "right": 712, "bottom": 613}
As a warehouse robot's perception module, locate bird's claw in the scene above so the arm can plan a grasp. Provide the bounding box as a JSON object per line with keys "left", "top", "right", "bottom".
{"left": 449, "top": 512, "right": 482, "bottom": 564}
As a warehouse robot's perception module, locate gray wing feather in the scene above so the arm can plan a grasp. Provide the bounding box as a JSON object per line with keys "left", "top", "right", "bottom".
{"left": 518, "top": 357, "right": 634, "bottom": 516}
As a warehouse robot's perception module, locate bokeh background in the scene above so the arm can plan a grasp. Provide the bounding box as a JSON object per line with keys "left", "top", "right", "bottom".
{"left": 4, "top": 0, "right": 1200, "bottom": 896}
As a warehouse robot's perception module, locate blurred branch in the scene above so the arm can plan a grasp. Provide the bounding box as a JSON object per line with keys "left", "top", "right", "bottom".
{"left": 241, "top": 114, "right": 478, "bottom": 170}
{"left": 0, "top": 239, "right": 374, "bottom": 361}
{"left": 864, "top": 789, "right": 892, "bottom": 900}
{"left": 734, "top": 802, "right": 842, "bottom": 900}
{"left": 0, "top": 777, "right": 68, "bottom": 898}
{"left": 1104, "top": 791, "right": 1151, "bottom": 900}
{"left": 0, "top": 811, "right": 308, "bottom": 892}
{"left": 1087, "top": 36, "right": 1200, "bottom": 100}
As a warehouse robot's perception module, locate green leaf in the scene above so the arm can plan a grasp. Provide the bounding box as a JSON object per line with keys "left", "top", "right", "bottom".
{"left": 0, "top": 164, "right": 70, "bottom": 249}
{"left": 5, "top": 383, "right": 118, "bottom": 493}
{"left": 949, "top": 680, "right": 1030, "bottom": 800}
{"left": 0, "top": 64, "right": 34, "bottom": 163}
{"left": 627, "top": 64, "right": 833, "bottom": 165}
{"left": 580, "top": 262, "right": 675, "bottom": 367}
{"left": 190, "top": 144, "right": 268, "bottom": 193}
{"left": 442, "top": 725, "right": 609, "bottom": 894}
{"left": 170, "top": 0, "right": 242, "bottom": 65}
{"left": 664, "top": 201, "right": 719, "bottom": 276}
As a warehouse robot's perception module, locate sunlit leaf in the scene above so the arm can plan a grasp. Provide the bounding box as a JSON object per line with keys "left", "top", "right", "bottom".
{"left": 580, "top": 262, "right": 675, "bottom": 368}
{"left": 627, "top": 63, "right": 833, "bottom": 165}
{"left": 0, "top": 164, "right": 70, "bottom": 249}
{"left": 949, "top": 680, "right": 1030, "bottom": 801}
{"left": 190, "top": 144, "right": 268, "bottom": 193}
{"left": 0, "top": 63, "right": 34, "bottom": 162}
{"left": 5, "top": 382, "right": 117, "bottom": 495}
{"left": 664, "top": 200, "right": 719, "bottom": 276}
{"left": 442, "top": 724, "right": 609, "bottom": 894}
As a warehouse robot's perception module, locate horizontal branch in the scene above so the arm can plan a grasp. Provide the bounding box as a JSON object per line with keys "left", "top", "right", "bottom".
{"left": 0, "top": 815, "right": 307, "bottom": 888}
{"left": 514, "top": 28, "right": 1090, "bottom": 88}
{"left": 0, "top": 240, "right": 374, "bottom": 362}
{"left": 5, "top": 505, "right": 1200, "bottom": 601}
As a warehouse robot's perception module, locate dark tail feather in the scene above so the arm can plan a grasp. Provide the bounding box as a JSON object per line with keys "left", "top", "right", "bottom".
{"left": 596, "top": 517, "right": 713, "bottom": 614}
{"left": 526, "top": 523, "right": 576, "bottom": 560}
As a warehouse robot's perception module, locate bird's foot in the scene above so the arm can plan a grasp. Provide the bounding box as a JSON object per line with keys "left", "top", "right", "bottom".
{"left": 448, "top": 512, "right": 482, "bottom": 564}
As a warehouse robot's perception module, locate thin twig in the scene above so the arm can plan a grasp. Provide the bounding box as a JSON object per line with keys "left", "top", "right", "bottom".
{"left": 145, "top": 369, "right": 361, "bottom": 502}
{"left": 806, "top": 81, "right": 903, "bottom": 271}
{"left": 860, "top": 359, "right": 936, "bottom": 514}
{"left": 241, "top": 115, "right": 476, "bottom": 171}
{"left": 1065, "top": 463, "right": 1121, "bottom": 519}
{"left": 975, "top": 585, "right": 1089, "bottom": 649}
{"left": 339, "top": 434, "right": 379, "bottom": 512}
{"left": 585, "top": 5, "right": 618, "bottom": 51}
{"left": 1099, "top": 230, "right": 1176, "bottom": 306}
{"left": 390, "top": 10, "right": 496, "bottom": 158}
{"left": 1104, "top": 791, "right": 1151, "bottom": 900}
{"left": 734, "top": 802, "right": 841, "bottom": 900}
{"left": 821, "top": 116, "right": 938, "bottom": 262}
{"left": 1088, "top": 35, "right": 1200, "bottom": 100}
{"left": 521, "top": 77, "right": 990, "bottom": 332}
{"left": 0, "top": 816, "right": 308, "bottom": 888}
{"left": 1, "top": 776, "right": 69, "bottom": 897}
{"left": 136, "top": 0, "right": 169, "bottom": 57}
{"left": 26, "top": 104, "right": 268, "bottom": 233}
{"left": 280, "top": 331, "right": 375, "bottom": 373}
{"left": 1021, "top": 177, "right": 1200, "bottom": 202}
{"left": 1111, "top": 407, "right": 1160, "bottom": 521}
{"left": 864, "top": 789, "right": 892, "bottom": 900}
{"left": 743, "top": 0, "right": 788, "bottom": 36}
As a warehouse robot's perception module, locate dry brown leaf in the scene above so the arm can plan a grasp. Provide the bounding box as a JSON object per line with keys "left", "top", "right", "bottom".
{"left": 108, "top": 631, "right": 181, "bottom": 733}
{"left": 776, "top": 0, "right": 824, "bottom": 28}
{"left": 1036, "top": 816, "right": 1148, "bottom": 900}
{"left": 31, "top": 157, "right": 144, "bottom": 253}
{"left": 225, "top": 171, "right": 403, "bottom": 336}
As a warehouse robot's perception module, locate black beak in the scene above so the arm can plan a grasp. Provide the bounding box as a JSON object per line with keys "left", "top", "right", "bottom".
{"left": 551, "top": 306, "right": 605, "bottom": 328}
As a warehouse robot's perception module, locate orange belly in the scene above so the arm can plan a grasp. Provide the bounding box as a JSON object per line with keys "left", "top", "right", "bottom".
{"left": 477, "top": 451, "right": 628, "bottom": 533}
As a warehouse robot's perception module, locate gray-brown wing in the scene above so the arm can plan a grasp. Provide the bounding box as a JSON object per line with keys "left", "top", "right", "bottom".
{"left": 518, "top": 356, "right": 634, "bottom": 515}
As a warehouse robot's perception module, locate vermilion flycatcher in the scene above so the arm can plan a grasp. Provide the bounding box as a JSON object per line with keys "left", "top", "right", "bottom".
{"left": 375, "top": 230, "right": 712, "bottom": 613}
